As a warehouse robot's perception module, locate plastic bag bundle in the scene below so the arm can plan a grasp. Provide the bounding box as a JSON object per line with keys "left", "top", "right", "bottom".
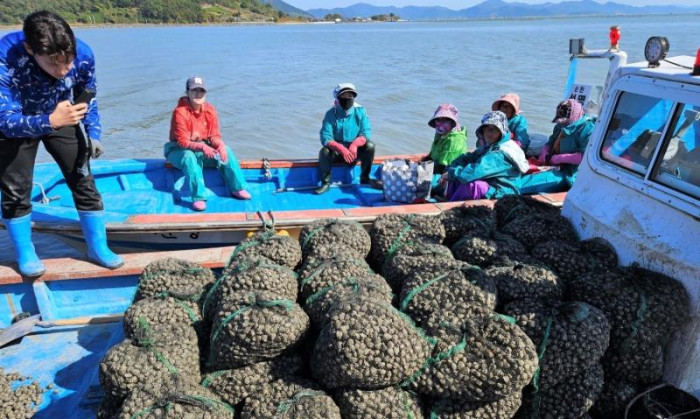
{"left": 438, "top": 205, "right": 495, "bottom": 246}
{"left": 202, "top": 257, "right": 298, "bottom": 319}
{"left": 208, "top": 292, "right": 308, "bottom": 370}
{"left": 303, "top": 275, "right": 393, "bottom": 328}
{"left": 297, "top": 253, "right": 374, "bottom": 301}
{"left": 410, "top": 308, "right": 538, "bottom": 402}
{"left": 135, "top": 258, "right": 214, "bottom": 304}
{"left": 311, "top": 299, "right": 432, "bottom": 390}
{"left": 227, "top": 231, "right": 302, "bottom": 270}
{"left": 369, "top": 213, "right": 445, "bottom": 269}
{"left": 299, "top": 219, "right": 371, "bottom": 260}
{"left": 400, "top": 264, "right": 497, "bottom": 327}
{"left": 335, "top": 386, "right": 424, "bottom": 419}
{"left": 430, "top": 392, "right": 522, "bottom": 419}
{"left": 503, "top": 300, "right": 610, "bottom": 390}
{"left": 451, "top": 232, "right": 526, "bottom": 268}
{"left": 99, "top": 322, "right": 200, "bottom": 404}
{"left": 240, "top": 377, "right": 341, "bottom": 419}
{"left": 381, "top": 242, "right": 455, "bottom": 291}
{"left": 202, "top": 354, "right": 304, "bottom": 406}
{"left": 487, "top": 263, "right": 563, "bottom": 304}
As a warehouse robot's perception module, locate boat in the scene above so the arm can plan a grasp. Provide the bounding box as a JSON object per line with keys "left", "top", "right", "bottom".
{"left": 1, "top": 36, "right": 698, "bottom": 417}
{"left": 28, "top": 154, "right": 568, "bottom": 253}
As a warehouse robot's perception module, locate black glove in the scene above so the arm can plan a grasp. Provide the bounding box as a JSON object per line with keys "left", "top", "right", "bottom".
{"left": 90, "top": 139, "right": 104, "bottom": 158}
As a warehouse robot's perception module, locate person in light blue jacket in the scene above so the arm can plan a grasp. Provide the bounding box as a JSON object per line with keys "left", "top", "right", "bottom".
{"left": 440, "top": 111, "right": 529, "bottom": 201}
{"left": 315, "top": 83, "right": 376, "bottom": 194}
{"left": 491, "top": 93, "right": 531, "bottom": 153}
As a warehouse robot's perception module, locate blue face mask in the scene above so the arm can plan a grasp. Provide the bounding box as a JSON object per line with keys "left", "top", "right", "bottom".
{"left": 435, "top": 120, "right": 454, "bottom": 135}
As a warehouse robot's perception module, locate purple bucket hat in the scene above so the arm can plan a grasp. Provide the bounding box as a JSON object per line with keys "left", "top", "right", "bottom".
{"left": 552, "top": 99, "right": 584, "bottom": 125}
{"left": 428, "top": 104, "right": 460, "bottom": 129}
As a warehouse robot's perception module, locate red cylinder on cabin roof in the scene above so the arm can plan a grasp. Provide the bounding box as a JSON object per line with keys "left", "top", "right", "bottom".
{"left": 693, "top": 48, "right": 700, "bottom": 76}
{"left": 609, "top": 26, "right": 620, "bottom": 49}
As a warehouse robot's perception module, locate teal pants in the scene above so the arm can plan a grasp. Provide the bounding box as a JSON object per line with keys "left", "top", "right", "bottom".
{"left": 164, "top": 142, "right": 248, "bottom": 201}
{"left": 518, "top": 165, "right": 578, "bottom": 195}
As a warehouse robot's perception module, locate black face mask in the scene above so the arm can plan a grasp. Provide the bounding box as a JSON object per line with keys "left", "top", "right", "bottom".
{"left": 338, "top": 97, "right": 354, "bottom": 110}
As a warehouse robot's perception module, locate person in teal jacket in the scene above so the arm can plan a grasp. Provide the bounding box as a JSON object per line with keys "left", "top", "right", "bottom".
{"left": 537, "top": 99, "right": 596, "bottom": 185}
{"left": 492, "top": 93, "right": 530, "bottom": 153}
{"left": 315, "top": 83, "right": 376, "bottom": 194}
{"left": 440, "top": 111, "right": 529, "bottom": 201}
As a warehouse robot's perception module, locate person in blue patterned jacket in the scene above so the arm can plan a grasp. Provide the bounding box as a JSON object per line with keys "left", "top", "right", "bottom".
{"left": 0, "top": 11, "right": 122, "bottom": 277}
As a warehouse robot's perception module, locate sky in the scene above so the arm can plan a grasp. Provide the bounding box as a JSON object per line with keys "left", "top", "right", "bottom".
{"left": 286, "top": 0, "right": 700, "bottom": 10}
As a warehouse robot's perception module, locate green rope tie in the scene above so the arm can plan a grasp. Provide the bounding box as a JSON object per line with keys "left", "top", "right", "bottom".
{"left": 400, "top": 272, "right": 451, "bottom": 312}
{"left": 299, "top": 257, "right": 371, "bottom": 292}
{"left": 201, "top": 369, "right": 230, "bottom": 388}
{"left": 620, "top": 288, "right": 648, "bottom": 354}
{"left": 530, "top": 314, "right": 554, "bottom": 419}
{"left": 275, "top": 390, "right": 326, "bottom": 416}
{"left": 398, "top": 387, "right": 416, "bottom": 419}
{"left": 130, "top": 394, "right": 235, "bottom": 418}
{"left": 383, "top": 221, "right": 415, "bottom": 267}
{"left": 501, "top": 202, "right": 529, "bottom": 226}
{"left": 429, "top": 398, "right": 447, "bottom": 419}
{"left": 301, "top": 221, "right": 338, "bottom": 250}
{"left": 400, "top": 330, "right": 467, "bottom": 388}
{"left": 140, "top": 267, "right": 205, "bottom": 283}
{"left": 155, "top": 295, "right": 200, "bottom": 323}
{"left": 208, "top": 294, "right": 294, "bottom": 366}
{"left": 389, "top": 305, "right": 437, "bottom": 347}
{"left": 133, "top": 316, "right": 180, "bottom": 375}
{"left": 304, "top": 277, "right": 363, "bottom": 307}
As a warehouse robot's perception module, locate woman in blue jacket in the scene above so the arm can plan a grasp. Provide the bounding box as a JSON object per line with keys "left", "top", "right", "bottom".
{"left": 440, "top": 111, "right": 529, "bottom": 201}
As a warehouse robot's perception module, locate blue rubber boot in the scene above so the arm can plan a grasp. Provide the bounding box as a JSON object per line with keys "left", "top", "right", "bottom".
{"left": 4, "top": 214, "right": 46, "bottom": 277}
{"left": 78, "top": 210, "right": 124, "bottom": 269}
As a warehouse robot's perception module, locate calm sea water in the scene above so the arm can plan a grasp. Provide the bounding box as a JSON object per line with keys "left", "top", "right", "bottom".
{"left": 0, "top": 15, "right": 698, "bottom": 260}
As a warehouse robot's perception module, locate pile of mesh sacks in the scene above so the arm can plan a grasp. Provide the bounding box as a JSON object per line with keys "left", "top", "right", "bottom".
{"left": 95, "top": 201, "right": 692, "bottom": 419}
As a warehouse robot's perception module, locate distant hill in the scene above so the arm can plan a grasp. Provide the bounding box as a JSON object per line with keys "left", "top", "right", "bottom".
{"left": 0, "top": 0, "right": 295, "bottom": 25}
{"left": 260, "top": 0, "right": 312, "bottom": 17}
{"left": 307, "top": 0, "right": 700, "bottom": 20}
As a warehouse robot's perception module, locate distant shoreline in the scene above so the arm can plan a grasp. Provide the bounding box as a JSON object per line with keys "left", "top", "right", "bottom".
{"left": 1, "top": 12, "right": 697, "bottom": 30}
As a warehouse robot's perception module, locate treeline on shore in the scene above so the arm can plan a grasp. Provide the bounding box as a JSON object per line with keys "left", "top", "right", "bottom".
{"left": 0, "top": 0, "right": 294, "bottom": 25}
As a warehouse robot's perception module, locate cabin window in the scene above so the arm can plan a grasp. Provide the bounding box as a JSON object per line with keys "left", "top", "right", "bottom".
{"left": 651, "top": 103, "right": 700, "bottom": 199}
{"left": 601, "top": 92, "right": 675, "bottom": 175}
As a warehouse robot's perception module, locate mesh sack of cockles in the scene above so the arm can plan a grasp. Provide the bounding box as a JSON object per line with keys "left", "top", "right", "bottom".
{"left": 518, "top": 362, "right": 604, "bottom": 419}
{"left": 335, "top": 386, "right": 424, "bottom": 419}
{"left": 240, "top": 377, "right": 341, "bottom": 419}
{"left": 407, "top": 306, "right": 537, "bottom": 402}
{"left": 297, "top": 252, "right": 374, "bottom": 301}
{"left": 381, "top": 158, "right": 434, "bottom": 204}
{"left": 0, "top": 367, "right": 45, "bottom": 419}
{"left": 115, "top": 374, "right": 234, "bottom": 419}
{"left": 531, "top": 239, "right": 594, "bottom": 285}
{"left": 568, "top": 265, "right": 690, "bottom": 348}
{"left": 368, "top": 213, "right": 446, "bottom": 270}
{"left": 590, "top": 377, "right": 638, "bottom": 419}
{"left": 501, "top": 212, "right": 579, "bottom": 251}
{"left": 487, "top": 262, "right": 563, "bottom": 305}
{"left": 451, "top": 231, "right": 527, "bottom": 268}
{"left": 226, "top": 230, "right": 302, "bottom": 271}
{"left": 135, "top": 258, "right": 215, "bottom": 305}
{"left": 602, "top": 338, "right": 665, "bottom": 385}
{"left": 438, "top": 205, "right": 495, "bottom": 246}
{"left": 381, "top": 242, "right": 459, "bottom": 292}
{"left": 624, "top": 383, "right": 700, "bottom": 419}
{"left": 123, "top": 296, "right": 208, "bottom": 347}
{"left": 298, "top": 219, "right": 371, "bottom": 260}
{"left": 311, "top": 299, "right": 433, "bottom": 390}
{"left": 202, "top": 257, "right": 298, "bottom": 320}
{"left": 201, "top": 354, "right": 304, "bottom": 406}
{"left": 579, "top": 237, "right": 619, "bottom": 271}
{"left": 429, "top": 392, "right": 522, "bottom": 419}
{"left": 303, "top": 274, "right": 393, "bottom": 328}
{"left": 502, "top": 300, "right": 610, "bottom": 390}
{"left": 99, "top": 321, "right": 201, "bottom": 405}
{"left": 399, "top": 263, "right": 497, "bottom": 327}
{"left": 493, "top": 194, "right": 562, "bottom": 230}
{"left": 207, "top": 292, "right": 308, "bottom": 370}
